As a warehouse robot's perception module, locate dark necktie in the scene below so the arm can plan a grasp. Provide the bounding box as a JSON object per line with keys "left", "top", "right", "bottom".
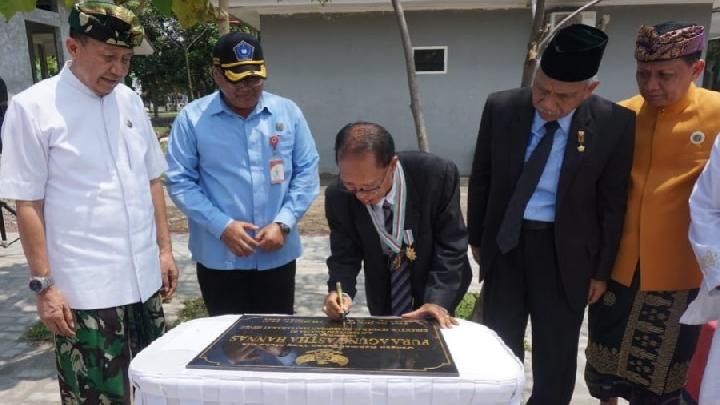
{"left": 383, "top": 201, "right": 393, "bottom": 233}
{"left": 496, "top": 120, "right": 560, "bottom": 254}
{"left": 383, "top": 202, "right": 412, "bottom": 315}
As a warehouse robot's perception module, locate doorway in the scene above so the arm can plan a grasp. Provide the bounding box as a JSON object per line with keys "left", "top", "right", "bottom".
{"left": 25, "top": 21, "right": 63, "bottom": 83}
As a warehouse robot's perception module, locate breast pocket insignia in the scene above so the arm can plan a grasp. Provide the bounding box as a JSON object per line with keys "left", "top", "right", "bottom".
{"left": 690, "top": 131, "right": 705, "bottom": 145}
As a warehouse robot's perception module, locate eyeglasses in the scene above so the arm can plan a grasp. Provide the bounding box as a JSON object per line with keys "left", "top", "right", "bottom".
{"left": 341, "top": 165, "right": 392, "bottom": 196}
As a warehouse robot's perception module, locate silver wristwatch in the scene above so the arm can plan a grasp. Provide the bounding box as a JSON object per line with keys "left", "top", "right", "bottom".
{"left": 275, "top": 222, "right": 290, "bottom": 235}
{"left": 28, "top": 276, "right": 54, "bottom": 294}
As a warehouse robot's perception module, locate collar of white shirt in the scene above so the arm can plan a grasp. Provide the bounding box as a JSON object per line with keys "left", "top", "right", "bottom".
{"left": 60, "top": 61, "right": 104, "bottom": 99}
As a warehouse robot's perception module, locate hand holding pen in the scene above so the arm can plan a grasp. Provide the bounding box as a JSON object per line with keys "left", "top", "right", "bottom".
{"left": 335, "top": 281, "right": 348, "bottom": 321}
{"left": 322, "top": 282, "right": 352, "bottom": 321}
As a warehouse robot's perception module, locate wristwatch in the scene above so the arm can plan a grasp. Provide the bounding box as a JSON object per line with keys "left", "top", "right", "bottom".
{"left": 275, "top": 222, "right": 290, "bottom": 235}
{"left": 29, "top": 276, "right": 54, "bottom": 294}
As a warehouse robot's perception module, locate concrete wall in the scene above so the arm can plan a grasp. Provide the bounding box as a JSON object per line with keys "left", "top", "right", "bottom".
{"left": 0, "top": 1, "right": 69, "bottom": 97}
{"left": 261, "top": 4, "right": 712, "bottom": 174}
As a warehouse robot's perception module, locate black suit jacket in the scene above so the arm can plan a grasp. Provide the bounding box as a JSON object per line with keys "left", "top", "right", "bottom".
{"left": 326, "top": 151, "right": 472, "bottom": 316}
{"left": 467, "top": 88, "right": 635, "bottom": 311}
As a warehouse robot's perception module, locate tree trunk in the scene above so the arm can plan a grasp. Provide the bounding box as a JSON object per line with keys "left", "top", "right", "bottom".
{"left": 521, "top": 0, "right": 547, "bottom": 87}
{"left": 184, "top": 46, "right": 194, "bottom": 100}
{"left": 391, "top": 0, "right": 430, "bottom": 152}
{"left": 520, "top": 0, "right": 605, "bottom": 87}
{"left": 218, "top": 0, "right": 230, "bottom": 35}
{"left": 152, "top": 98, "right": 159, "bottom": 119}
{"left": 537, "top": 0, "right": 605, "bottom": 54}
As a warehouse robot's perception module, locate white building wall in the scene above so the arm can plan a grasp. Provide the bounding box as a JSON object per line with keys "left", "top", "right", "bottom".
{"left": 261, "top": 4, "right": 712, "bottom": 174}
{"left": 0, "top": 1, "right": 69, "bottom": 96}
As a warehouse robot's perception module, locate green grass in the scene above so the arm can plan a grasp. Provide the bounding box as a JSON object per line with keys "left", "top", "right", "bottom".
{"left": 154, "top": 126, "right": 170, "bottom": 138}
{"left": 452, "top": 292, "right": 530, "bottom": 351}
{"left": 155, "top": 126, "right": 170, "bottom": 154}
{"left": 454, "top": 292, "right": 479, "bottom": 320}
{"left": 19, "top": 321, "right": 53, "bottom": 345}
{"left": 169, "top": 297, "right": 208, "bottom": 329}
{"left": 157, "top": 111, "right": 178, "bottom": 119}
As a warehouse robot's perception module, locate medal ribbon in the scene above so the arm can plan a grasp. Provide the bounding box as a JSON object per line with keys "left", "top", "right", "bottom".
{"left": 404, "top": 229, "right": 414, "bottom": 246}
{"left": 366, "top": 162, "right": 407, "bottom": 254}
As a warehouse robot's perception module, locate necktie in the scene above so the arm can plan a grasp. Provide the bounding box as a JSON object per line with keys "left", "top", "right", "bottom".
{"left": 383, "top": 202, "right": 412, "bottom": 315}
{"left": 496, "top": 120, "right": 560, "bottom": 254}
{"left": 383, "top": 201, "right": 393, "bottom": 233}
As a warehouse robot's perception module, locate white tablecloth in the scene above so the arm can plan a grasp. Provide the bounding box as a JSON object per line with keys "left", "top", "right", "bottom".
{"left": 129, "top": 316, "right": 524, "bottom": 405}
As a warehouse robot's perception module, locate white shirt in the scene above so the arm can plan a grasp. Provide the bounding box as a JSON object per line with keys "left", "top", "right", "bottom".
{"left": 683, "top": 135, "right": 720, "bottom": 404}
{"left": 370, "top": 179, "right": 396, "bottom": 227}
{"left": 0, "top": 63, "right": 167, "bottom": 309}
{"left": 369, "top": 178, "right": 396, "bottom": 254}
{"left": 684, "top": 134, "right": 720, "bottom": 325}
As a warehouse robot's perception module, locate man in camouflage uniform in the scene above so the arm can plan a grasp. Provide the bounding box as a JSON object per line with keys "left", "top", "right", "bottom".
{"left": 0, "top": 1, "right": 177, "bottom": 403}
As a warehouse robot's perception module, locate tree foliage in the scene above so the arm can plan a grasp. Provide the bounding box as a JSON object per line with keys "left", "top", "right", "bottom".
{"left": 0, "top": 0, "right": 36, "bottom": 21}
{"left": 703, "top": 39, "right": 720, "bottom": 90}
{"left": 0, "top": 0, "right": 216, "bottom": 28}
{"left": 129, "top": 4, "right": 219, "bottom": 116}
{"left": 0, "top": 0, "right": 337, "bottom": 26}
{"left": 521, "top": 0, "right": 605, "bottom": 87}
{"left": 0, "top": 0, "right": 222, "bottom": 113}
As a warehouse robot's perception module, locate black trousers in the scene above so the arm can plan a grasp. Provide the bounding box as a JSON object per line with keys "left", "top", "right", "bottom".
{"left": 483, "top": 223, "right": 584, "bottom": 405}
{"left": 196, "top": 261, "right": 296, "bottom": 316}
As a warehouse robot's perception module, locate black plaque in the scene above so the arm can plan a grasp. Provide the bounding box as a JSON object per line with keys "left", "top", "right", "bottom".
{"left": 187, "top": 316, "right": 458, "bottom": 376}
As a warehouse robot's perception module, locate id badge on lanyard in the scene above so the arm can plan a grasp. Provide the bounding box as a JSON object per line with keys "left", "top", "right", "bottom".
{"left": 269, "top": 133, "right": 285, "bottom": 185}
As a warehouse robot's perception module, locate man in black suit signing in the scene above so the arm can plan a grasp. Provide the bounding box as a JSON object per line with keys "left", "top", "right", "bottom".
{"left": 467, "top": 24, "right": 635, "bottom": 404}
{"left": 323, "top": 122, "right": 471, "bottom": 328}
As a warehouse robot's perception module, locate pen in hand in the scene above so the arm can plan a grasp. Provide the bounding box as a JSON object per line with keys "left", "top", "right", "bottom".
{"left": 336, "top": 281, "right": 347, "bottom": 321}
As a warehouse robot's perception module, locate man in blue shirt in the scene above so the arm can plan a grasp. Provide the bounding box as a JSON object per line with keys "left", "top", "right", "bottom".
{"left": 166, "top": 32, "right": 320, "bottom": 316}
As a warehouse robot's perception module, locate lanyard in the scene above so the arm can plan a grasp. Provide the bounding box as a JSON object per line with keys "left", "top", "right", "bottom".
{"left": 366, "top": 162, "right": 407, "bottom": 254}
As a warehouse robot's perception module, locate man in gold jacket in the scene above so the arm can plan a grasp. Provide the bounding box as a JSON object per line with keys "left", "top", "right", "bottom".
{"left": 585, "top": 21, "right": 720, "bottom": 404}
